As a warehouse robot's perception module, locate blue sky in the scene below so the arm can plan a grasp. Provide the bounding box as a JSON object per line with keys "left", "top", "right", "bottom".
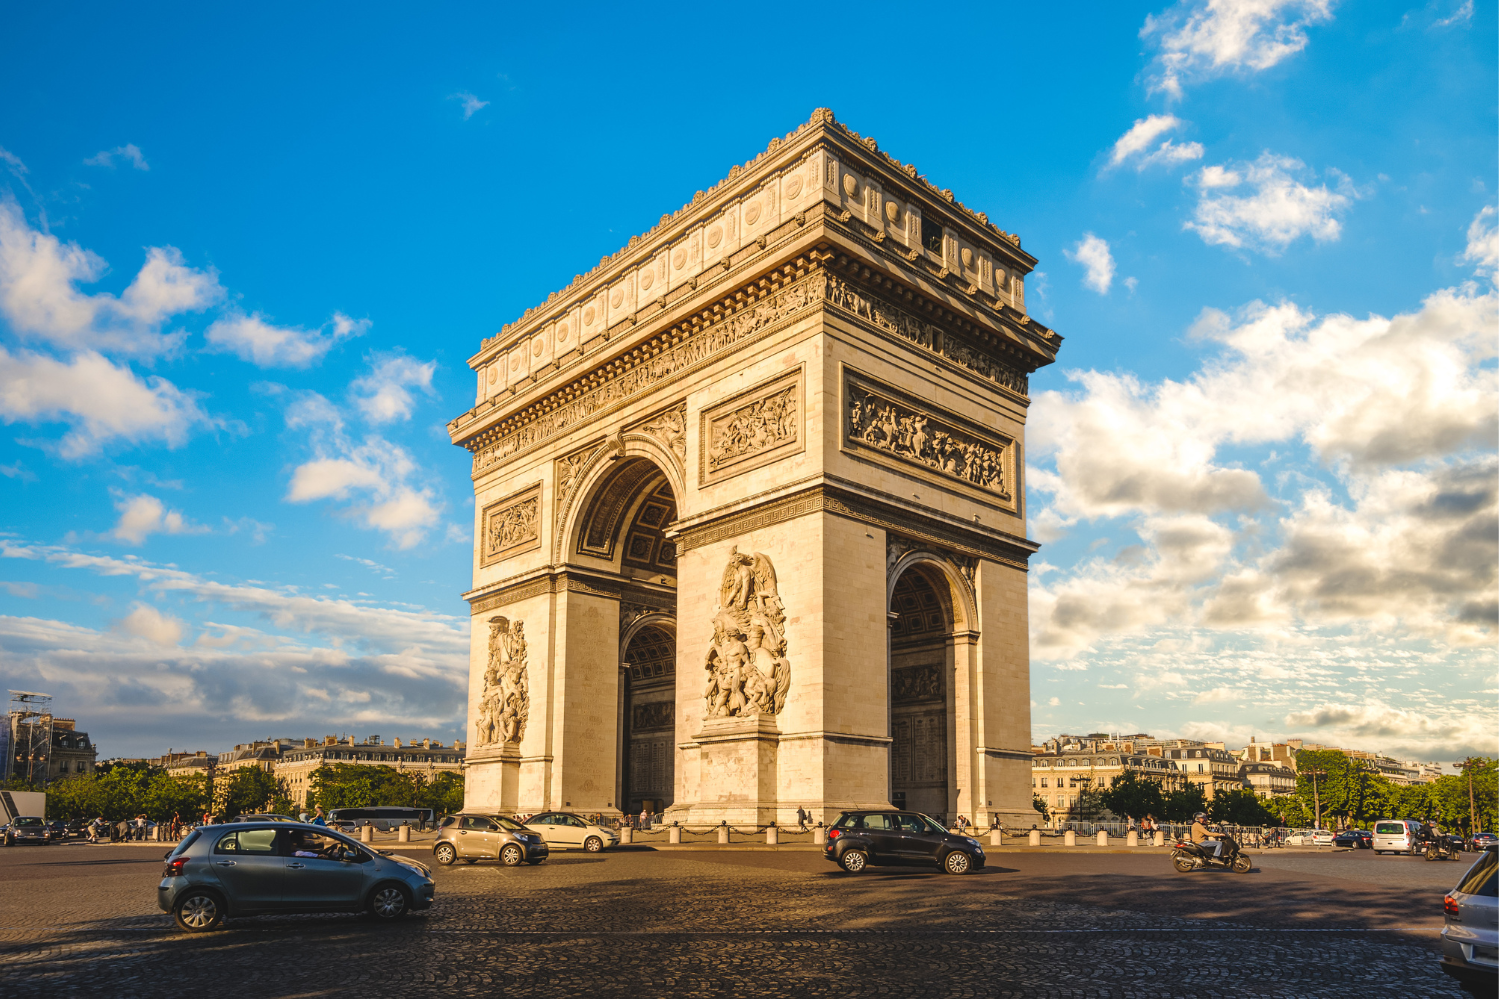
{"left": 1, "top": 1, "right": 1493, "bottom": 763}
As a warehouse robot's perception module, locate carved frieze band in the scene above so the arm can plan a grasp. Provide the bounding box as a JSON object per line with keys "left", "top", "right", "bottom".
{"left": 467, "top": 572, "right": 624, "bottom": 616}
{"left": 479, "top": 484, "right": 542, "bottom": 567}
{"left": 824, "top": 274, "right": 1028, "bottom": 397}
{"left": 672, "top": 484, "right": 1033, "bottom": 571}
{"left": 844, "top": 369, "right": 1017, "bottom": 512}
{"left": 471, "top": 270, "right": 827, "bottom": 475}
{"left": 699, "top": 368, "right": 804, "bottom": 486}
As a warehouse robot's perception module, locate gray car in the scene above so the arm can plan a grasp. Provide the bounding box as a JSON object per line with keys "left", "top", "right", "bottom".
{"left": 432, "top": 813, "right": 549, "bottom": 866}
{"left": 157, "top": 822, "right": 435, "bottom": 932}
{"left": 1441, "top": 846, "right": 1497, "bottom": 996}
{"left": 5, "top": 816, "right": 52, "bottom": 845}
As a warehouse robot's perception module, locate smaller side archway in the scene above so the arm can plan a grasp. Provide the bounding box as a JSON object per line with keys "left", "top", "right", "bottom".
{"left": 618, "top": 616, "right": 677, "bottom": 817}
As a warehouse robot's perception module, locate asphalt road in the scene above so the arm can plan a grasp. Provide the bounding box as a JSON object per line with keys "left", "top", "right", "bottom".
{"left": 0, "top": 841, "right": 1475, "bottom": 997}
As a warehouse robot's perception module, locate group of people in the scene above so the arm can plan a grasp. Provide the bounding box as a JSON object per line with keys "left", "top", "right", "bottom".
{"left": 84, "top": 814, "right": 153, "bottom": 843}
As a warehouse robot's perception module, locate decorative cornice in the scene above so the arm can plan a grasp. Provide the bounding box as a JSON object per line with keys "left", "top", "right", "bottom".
{"left": 465, "top": 568, "right": 632, "bottom": 616}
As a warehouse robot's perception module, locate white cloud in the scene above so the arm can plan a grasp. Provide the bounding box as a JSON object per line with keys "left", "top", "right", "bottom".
{"left": 287, "top": 435, "right": 440, "bottom": 549}
{"left": 84, "top": 144, "right": 149, "bottom": 171}
{"left": 450, "top": 92, "right": 489, "bottom": 120}
{"left": 0, "top": 146, "right": 27, "bottom": 176}
{"left": 1107, "top": 115, "right": 1205, "bottom": 171}
{"left": 1285, "top": 699, "right": 1493, "bottom": 760}
{"left": 1028, "top": 232, "right": 1497, "bottom": 659}
{"left": 1185, "top": 152, "right": 1355, "bottom": 253}
{"left": 1064, "top": 234, "right": 1116, "bottom": 294}
{"left": 204, "top": 310, "right": 367, "bottom": 368}
{"left": 114, "top": 602, "right": 184, "bottom": 645}
{"left": 0, "top": 346, "right": 210, "bottom": 457}
{"left": 1142, "top": 0, "right": 1335, "bottom": 99}
{"left": 1192, "top": 686, "right": 1239, "bottom": 703}
{"left": 109, "top": 492, "right": 207, "bottom": 544}
{"left": 350, "top": 353, "right": 436, "bottom": 424}
{"left": 1460, "top": 205, "right": 1497, "bottom": 278}
{"left": 0, "top": 200, "right": 222, "bottom": 356}
{"left": 1432, "top": 0, "right": 1474, "bottom": 28}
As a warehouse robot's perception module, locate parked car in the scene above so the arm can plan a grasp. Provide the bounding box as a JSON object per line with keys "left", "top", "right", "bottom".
{"left": 45, "top": 819, "right": 69, "bottom": 840}
{"left": 823, "top": 810, "right": 985, "bottom": 875}
{"left": 522, "top": 812, "right": 620, "bottom": 852}
{"left": 1473, "top": 832, "right": 1499, "bottom": 849}
{"left": 1283, "top": 828, "right": 1315, "bottom": 846}
{"left": 1441, "top": 847, "right": 1498, "bottom": 995}
{"left": 329, "top": 807, "right": 435, "bottom": 832}
{"left": 6, "top": 816, "right": 53, "bottom": 845}
{"left": 1374, "top": 819, "right": 1424, "bottom": 855}
{"left": 1333, "top": 829, "right": 1372, "bottom": 849}
{"left": 1310, "top": 829, "right": 1335, "bottom": 847}
{"left": 432, "top": 813, "right": 549, "bottom": 867}
{"left": 157, "top": 821, "right": 434, "bottom": 932}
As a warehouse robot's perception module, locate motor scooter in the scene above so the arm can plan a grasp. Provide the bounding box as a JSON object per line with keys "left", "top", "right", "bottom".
{"left": 1172, "top": 830, "right": 1252, "bottom": 873}
{"left": 1423, "top": 831, "right": 1462, "bottom": 862}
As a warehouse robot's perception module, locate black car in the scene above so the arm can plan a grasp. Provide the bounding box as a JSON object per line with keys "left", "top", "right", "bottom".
{"left": 1333, "top": 829, "right": 1372, "bottom": 849}
{"left": 46, "top": 819, "right": 68, "bottom": 840}
{"left": 5, "top": 816, "right": 52, "bottom": 845}
{"left": 823, "top": 810, "right": 985, "bottom": 875}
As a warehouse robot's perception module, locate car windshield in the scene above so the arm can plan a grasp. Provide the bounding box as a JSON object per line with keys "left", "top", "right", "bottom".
{"left": 493, "top": 816, "right": 526, "bottom": 831}
{"left": 915, "top": 814, "right": 949, "bottom": 834}
{"left": 14, "top": 817, "right": 43, "bottom": 827}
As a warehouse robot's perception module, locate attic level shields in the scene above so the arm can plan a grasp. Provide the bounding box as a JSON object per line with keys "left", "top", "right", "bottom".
{"left": 462, "top": 109, "right": 1040, "bottom": 374}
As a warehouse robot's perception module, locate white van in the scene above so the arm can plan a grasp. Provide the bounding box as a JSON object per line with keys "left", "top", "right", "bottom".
{"left": 1373, "top": 819, "right": 1422, "bottom": 855}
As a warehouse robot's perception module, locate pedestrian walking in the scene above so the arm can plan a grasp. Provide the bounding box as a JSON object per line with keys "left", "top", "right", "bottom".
{"left": 796, "top": 807, "right": 807, "bottom": 831}
{"left": 311, "top": 807, "right": 327, "bottom": 827}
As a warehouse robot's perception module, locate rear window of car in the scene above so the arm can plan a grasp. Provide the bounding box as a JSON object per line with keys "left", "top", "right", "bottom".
{"left": 439, "top": 815, "right": 457, "bottom": 828}
{"left": 831, "top": 813, "right": 856, "bottom": 830}
{"left": 1375, "top": 823, "right": 1404, "bottom": 835}
{"left": 1457, "top": 850, "right": 1498, "bottom": 897}
{"left": 168, "top": 830, "right": 201, "bottom": 857}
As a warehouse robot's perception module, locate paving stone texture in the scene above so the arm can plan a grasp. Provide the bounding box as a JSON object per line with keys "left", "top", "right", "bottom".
{"left": 0, "top": 842, "right": 1471, "bottom": 997}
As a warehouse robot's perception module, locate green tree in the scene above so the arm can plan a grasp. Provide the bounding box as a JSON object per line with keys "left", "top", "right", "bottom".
{"left": 1207, "top": 788, "right": 1274, "bottom": 826}
{"left": 1098, "top": 770, "right": 1166, "bottom": 821}
{"left": 309, "top": 763, "right": 465, "bottom": 816}
{"left": 1032, "top": 794, "right": 1050, "bottom": 823}
{"left": 220, "top": 768, "right": 283, "bottom": 818}
{"left": 1161, "top": 783, "right": 1209, "bottom": 823}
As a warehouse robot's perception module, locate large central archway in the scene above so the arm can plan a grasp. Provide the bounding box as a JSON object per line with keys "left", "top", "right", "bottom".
{"left": 887, "top": 566, "right": 956, "bottom": 821}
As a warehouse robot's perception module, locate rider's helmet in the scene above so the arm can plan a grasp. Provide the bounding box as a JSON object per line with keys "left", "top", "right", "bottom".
{"left": 1194, "top": 812, "right": 1208, "bottom": 822}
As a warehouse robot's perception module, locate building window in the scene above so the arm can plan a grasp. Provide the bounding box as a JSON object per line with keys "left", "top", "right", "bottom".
{"left": 921, "top": 218, "right": 943, "bottom": 254}
{"left": 1041, "top": 778, "right": 1048, "bottom": 788}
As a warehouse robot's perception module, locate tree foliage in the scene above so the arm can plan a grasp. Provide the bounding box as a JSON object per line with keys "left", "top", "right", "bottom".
{"left": 220, "top": 767, "right": 284, "bottom": 818}
{"left": 1161, "top": 783, "right": 1209, "bottom": 823}
{"left": 1098, "top": 770, "right": 1166, "bottom": 821}
{"left": 1207, "top": 788, "right": 1275, "bottom": 826}
{"left": 39, "top": 766, "right": 209, "bottom": 822}
{"left": 1032, "top": 794, "right": 1049, "bottom": 823}
{"left": 309, "top": 764, "right": 464, "bottom": 815}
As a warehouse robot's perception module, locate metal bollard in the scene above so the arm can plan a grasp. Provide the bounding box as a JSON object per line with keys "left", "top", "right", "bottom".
{"left": 813, "top": 824, "right": 825, "bottom": 846}
{"left": 1153, "top": 830, "right": 1165, "bottom": 847}
{"left": 668, "top": 824, "right": 681, "bottom": 844}
{"left": 1029, "top": 828, "right": 1041, "bottom": 847}
{"left": 1127, "top": 830, "right": 1139, "bottom": 847}
{"left": 1097, "top": 830, "right": 1109, "bottom": 847}
{"left": 397, "top": 824, "right": 410, "bottom": 843}
{"left": 620, "top": 826, "right": 633, "bottom": 844}
{"left": 360, "top": 824, "right": 373, "bottom": 843}
{"left": 989, "top": 827, "right": 1003, "bottom": 847}
{"left": 766, "top": 824, "right": 778, "bottom": 846}
{"left": 1064, "top": 829, "right": 1077, "bottom": 847}
{"left": 717, "top": 823, "right": 729, "bottom": 844}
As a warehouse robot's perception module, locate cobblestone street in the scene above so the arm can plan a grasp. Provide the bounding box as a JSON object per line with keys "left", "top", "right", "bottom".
{"left": 0, "top": 842, "right": 1470, "bottom": 997}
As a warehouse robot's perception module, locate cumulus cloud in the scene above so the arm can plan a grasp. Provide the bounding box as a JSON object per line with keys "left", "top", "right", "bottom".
{"left": 450, "top": 92, "right": 489, "bottom": 120}
{"left": 1285, "top": 699, "right": 1495, "bottom": 759}
{"left": 1142, "top": 0, "right": 1335, "bottom": 99}
{"left": 1460, "top": 205, "right": 1497, "bottom": 278}
{"left": 0, "top": 540, "right": 469, "bottom": 755}
{"left": 114, "top": 602, "right": 184, "bottom": 645}
{"left": 0, "top": 346, "right": 211, "bottom": 457}
{"left": 1107, "top": 115, "right": 1205, "bottom": 171}
{"left": 287, "top": 435, "right": 441, "bottom": 549}
{"left": 1064, "top": 234, "right": 1117, "bottom": 294}
{"left": 350, "top": 353, "right": 437, "bottom": 424}
{"left": 1432, "top": 0, "right": 1474, "bottom": 29}
{"left": 109, "top": 491, "right": 208, "bottom": 544}
{"left": 0, "top": 200, "right": 222, "bottom": 356}
{"left": 1029, "top": 225, "right": 1497, "bottom": 659}
{"left": 204, "top": 310, "right": 367, "bottom": 368}
{"left": 84, "top": 144, "right": 149, "bottom": 171}
{"left": 1185, "top": 153, "right": 1356, "bottom": 253}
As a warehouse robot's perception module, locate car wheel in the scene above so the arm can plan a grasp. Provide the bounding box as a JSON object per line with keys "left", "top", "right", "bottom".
{"left": 1173, "top": 855, "right": 1196, "bottom": 873}
{"left": 1231, "top": 855, "right": 1252, "bottom": 874}
{"left": 583, "top": 836, "right": 603, "bottom": 853}
{"left": 174, "top": 890, "right": 224, "bottom": 933}
{"left": 943, "top": 851, "right": 972, "bottom": 875}
{"left": 839, "top": 849, "right": 868, "bottom": 874}
{"left": 368, "top": 884, "right": 409, "bottom": 920}
{"left": 499, "top": 844, "right": 524, "bottom": 866}
{"left": 434, "top": 843, "right": 457, "bottom": 866}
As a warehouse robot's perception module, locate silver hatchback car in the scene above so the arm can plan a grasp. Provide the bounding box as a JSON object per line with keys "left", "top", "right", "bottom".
{"left": 1442, "top": 846, "right": 1497, "bottom": 995}
{"left": 158, "top": 822, "right": 435, "bottom": 932}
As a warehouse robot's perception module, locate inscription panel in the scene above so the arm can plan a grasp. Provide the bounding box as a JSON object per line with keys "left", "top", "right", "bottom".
{"left": 480, "top": 484, "right": 542, "bottom": 567}
{"left": 842, "top": 368, "right": 1016, "bottom": 512}
{"left": 699, "top": 368, "right": 804, "bottom": 485}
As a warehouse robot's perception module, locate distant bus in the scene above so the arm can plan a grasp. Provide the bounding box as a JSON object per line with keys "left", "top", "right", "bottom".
{"left": 327, "top": 806, "right": 434, "bottom": 831}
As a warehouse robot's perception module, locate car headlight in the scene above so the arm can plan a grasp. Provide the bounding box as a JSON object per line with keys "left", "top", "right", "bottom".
{"left": 965, "top": 838, "right": 980, "bottom": 848}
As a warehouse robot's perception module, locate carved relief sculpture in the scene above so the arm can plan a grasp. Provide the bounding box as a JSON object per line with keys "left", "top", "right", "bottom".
{"left": 703, "top": 547, "right": 791, "bottom": 718}
{"left": 480, "top": 485, "right": 542, "bottom": 566}
{"left": 846, "top": 377, "right": 1012, "bottom": 501}
{"left": 635, "top": 403, "right": 687, "bottom": 465}
{"left": 476, "top": 616, "right": 530, "bottom": 746}
{"left": 708, "top": 386, "right": 797, "bottom": 472}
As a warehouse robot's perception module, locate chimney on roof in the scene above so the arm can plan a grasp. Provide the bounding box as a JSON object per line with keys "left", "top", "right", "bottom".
{"left": 423, "top": 738, "right": 431, "bottom": 749}
{"left": 393, "top": 738, "right": 402, "bottom": 748}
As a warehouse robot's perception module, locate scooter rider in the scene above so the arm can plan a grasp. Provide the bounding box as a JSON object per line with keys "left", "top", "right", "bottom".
{"left": 1191, "top": 812, "right": 1224, "bottom": 861}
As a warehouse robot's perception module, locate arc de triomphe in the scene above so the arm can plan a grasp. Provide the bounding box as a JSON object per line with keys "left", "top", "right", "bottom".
{"left": 447, "top": 109, "right": 1061, "bottom": 830}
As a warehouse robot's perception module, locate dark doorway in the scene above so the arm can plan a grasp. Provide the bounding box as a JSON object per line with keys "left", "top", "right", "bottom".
{"left": 621, "top": 624, "right": 675, "bottom": 814}
{"left": 889, "top": 568, "right": 953, "bottom": 821}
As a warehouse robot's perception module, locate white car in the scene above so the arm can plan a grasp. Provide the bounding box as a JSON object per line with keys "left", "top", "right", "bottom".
{"left": 1311, "top": 829, "right": 1335, "bottom": 847}
{"left": 522, "top": 812, "right": 620, "bottom": 852}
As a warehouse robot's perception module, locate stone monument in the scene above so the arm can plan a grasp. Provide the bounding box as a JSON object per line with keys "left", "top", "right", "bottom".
{"left": 448, "top": 109, "right": 1062, "bottom": 829}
